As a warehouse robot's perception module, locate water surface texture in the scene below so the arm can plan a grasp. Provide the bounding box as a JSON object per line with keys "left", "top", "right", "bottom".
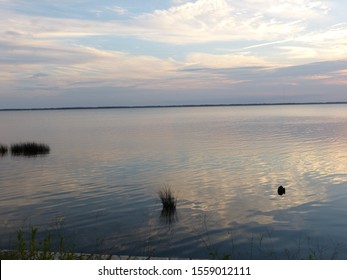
{"left": 1, "top": 105, "right": 347, "bottom": 259}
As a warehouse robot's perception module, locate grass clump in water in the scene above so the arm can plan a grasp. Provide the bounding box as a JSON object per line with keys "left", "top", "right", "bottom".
{"left": 11, "top": 142, "right": 50, "bottom": 156}
{"left": 0, "top": 144, "right": 8, "bottom": 156}
{"left": 158, "top": 186, "right": 177, "bottom": 211}
{"left": 158, "top": 186, "right": 177, "bottom": 224}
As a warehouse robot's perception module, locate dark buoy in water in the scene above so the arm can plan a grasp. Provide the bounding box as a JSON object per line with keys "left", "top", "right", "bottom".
{"left": 278, "top": 185, "right": 285, "bottom": 195}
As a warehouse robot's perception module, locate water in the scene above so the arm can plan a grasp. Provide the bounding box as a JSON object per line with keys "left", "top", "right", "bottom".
{"left": 1, "top": 105, "right": 347, "bottom": 259}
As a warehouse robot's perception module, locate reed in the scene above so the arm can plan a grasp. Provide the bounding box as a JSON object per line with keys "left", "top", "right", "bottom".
{"left": 11, "top": 142, "right": 50, "bottom": 156}
{"left": 158, "top": 186, "right": 177, "bottom": 211}
{"left": 0, "top": 144, "right": 8, "bottom": 156}
{"left": 0, "top": 227, "right": 81, "bottom": 260}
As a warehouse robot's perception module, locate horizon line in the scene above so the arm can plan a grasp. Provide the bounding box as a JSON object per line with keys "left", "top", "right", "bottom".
{"left": 1, "top": 101, "right": 347, "bottom": 111}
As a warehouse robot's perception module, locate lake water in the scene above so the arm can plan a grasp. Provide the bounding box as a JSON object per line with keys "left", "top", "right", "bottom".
{"left": 1, "top": 105, "right": 347, "bottom": 259}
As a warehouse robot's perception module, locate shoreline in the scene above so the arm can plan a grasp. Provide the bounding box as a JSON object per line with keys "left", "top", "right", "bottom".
{"left": 1, "top": 101, "right": 347, "bottom": 112}
{"left": 0, "top": 249, "right": 193, "bottom": 260}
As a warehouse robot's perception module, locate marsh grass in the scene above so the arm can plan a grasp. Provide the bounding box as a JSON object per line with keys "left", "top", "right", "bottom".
{"left": 1, "top": 223, "right": 344, "bottom": 260}
{"left": 160, "top": 206, "right": 177, "bottom": 224}
{"left": 158, "top": 186, "right": 177, "bottom": 224}
{"left": 0, "top": 227, "right": 92, "bottom": 260}
{"left": 0, "top": 144, "right": 8, "bottom": 156}
{"left": 158, "top": 186, "right": 177, "bottom": 211}
{"left": 11, "top": 142, "right": 50, "bottom": 156}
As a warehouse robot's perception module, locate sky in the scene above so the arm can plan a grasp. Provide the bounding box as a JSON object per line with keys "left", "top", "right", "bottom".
{"left": 1, "top": 0, "right": 347, "bottom": 109}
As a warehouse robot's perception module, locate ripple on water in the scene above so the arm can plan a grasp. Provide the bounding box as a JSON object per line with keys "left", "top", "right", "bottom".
{"left": 2, "top": 106, "right": 347, "bottom": 258}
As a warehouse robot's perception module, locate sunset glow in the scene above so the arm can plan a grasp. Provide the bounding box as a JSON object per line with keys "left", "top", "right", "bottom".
{"left": 1, "top": 0, "right": 347, "bottom": 108}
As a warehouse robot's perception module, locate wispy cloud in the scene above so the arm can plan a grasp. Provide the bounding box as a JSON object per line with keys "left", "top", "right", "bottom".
{"left": 0, "top": 0, "right": 334, "bottom": 44}
{"left": 0, "top": 36, "right": 183, "bottom": 91}
{"left": 1, "top": 0, "right": 343, "bottom": 65}
{"left": 1, "top": 0, "right": 344, "bottom": 64}
{"left": 181, "top": 60, "right": 347, "bottom": 87}
{"left": 186, "top": 52, "right": 273, "bottom": 68}
{"left": 128, "top": 0, "right": 306, "bottom": 44}
{"left": 0, "top": 0, "right": 346, "bottom": 107}
{"left": 242, "top": 39, "right": 294, "bottom": 50}
{"left": 92, "top": 5, "right": 128, "bottom": 17}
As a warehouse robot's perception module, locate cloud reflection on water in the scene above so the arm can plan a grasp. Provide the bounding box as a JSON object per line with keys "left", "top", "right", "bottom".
{"left": 1, "top": 105, "right": 347, "bottom": 258}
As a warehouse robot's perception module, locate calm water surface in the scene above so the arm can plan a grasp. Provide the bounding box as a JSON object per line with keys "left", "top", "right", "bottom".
{"left": 1, "top": 105, "right": 347, "bottom": 259}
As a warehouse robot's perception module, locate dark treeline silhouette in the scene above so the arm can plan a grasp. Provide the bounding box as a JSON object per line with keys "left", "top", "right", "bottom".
{"left": 0, "top": 142, "right": 50, "bottom": 157}
{"left": 1, "top": 101, "right": 347, "bottom": 112}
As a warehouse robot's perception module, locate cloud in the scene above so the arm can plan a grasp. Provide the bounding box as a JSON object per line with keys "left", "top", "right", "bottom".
{"left": 181, "top": 59, "right": 347, "bottom": 87}
{"left": 119, "top": 0, "right": 334, "bottom": 45}
{"left": 335, "top": 69, "right": 347, "bottom": 76}
{"left": 278, "top": 46, "right": 319, "bottom": 60}
{"left": 0, "top": 0, "right": 344, "bottom": 69}
{"left": 1, "top": 0, "right": 343, "bottom": 67}
{"left": 186, "top": 52, "right": 274, "bottom": 68}
{"left": 263, "top": 0, "right": 331, "bottom": 19}
{"left": 129, "top": 0, "right": 307, "bottom": 44}
{"left": 271, "top": 22, "right": 347, "bottom": 62}
{"left": 0, "top": 36, "right": 184, "bottom": 91}
{"left": 92, "top": 5, "right": 128, "bottom": 17}
{"left": 298, "top": 23, "right": 347, "bottom": 48}
{"left": 272, "top": 60, "right": 347, "bottom": 79}
{"left": 106, "top": 6, "right": 127, "bottom": 15}
{"left": 0, "top": 39, "right": 93, "bottom": 65}
{"left": 0, "top": 1, "right": 346, "bottom": 108}
{"left": 0, "top": 0, "right": 332, "bottom": 44}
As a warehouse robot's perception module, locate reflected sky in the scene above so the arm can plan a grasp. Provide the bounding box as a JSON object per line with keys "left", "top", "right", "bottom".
{"left": 1, "top": 105, "right": 347, "bottom": 258}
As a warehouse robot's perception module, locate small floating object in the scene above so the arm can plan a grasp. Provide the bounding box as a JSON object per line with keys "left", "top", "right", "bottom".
{"left": 277, "top": 185, "right": 285, "bottom": 196}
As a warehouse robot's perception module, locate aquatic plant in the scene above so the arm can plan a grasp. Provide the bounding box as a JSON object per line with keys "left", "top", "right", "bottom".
{"left": 11, "top": 142, "right": 50, "bottom": 156}
{"left": 160, "top": 205, "right": 177, "bottom": 224}
{"left": 0, "top": 227, "right": 84, "bottom": 260}
{"left": 0, "top": 144, "right": 8, "bottom": 156}
{"left": 158, "top": 186, "right": 177, "bottom": 211}
{"left": 158, "top": 186, "right": 178, "bottom": 224}
{"left": 0, "top": 223, "right": 344, "bottom": 260}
